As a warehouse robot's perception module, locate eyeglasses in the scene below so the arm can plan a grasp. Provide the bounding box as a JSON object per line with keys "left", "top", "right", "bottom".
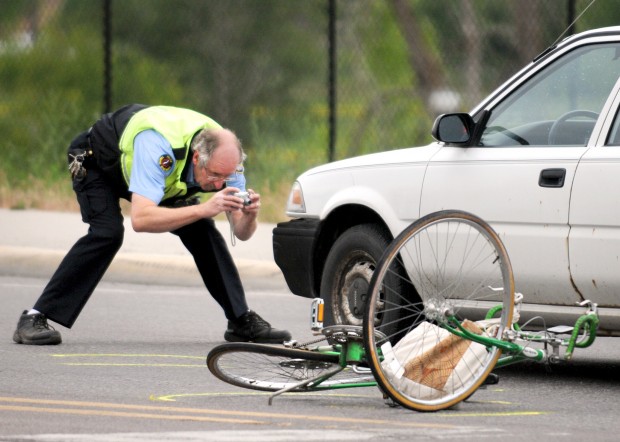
{"left": 204, "top": 170, "right": 236, "bottom": 183}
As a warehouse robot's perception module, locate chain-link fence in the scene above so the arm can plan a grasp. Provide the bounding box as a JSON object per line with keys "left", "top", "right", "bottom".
{"left": 1, "top": 0, "right": 618, "bottom": 215}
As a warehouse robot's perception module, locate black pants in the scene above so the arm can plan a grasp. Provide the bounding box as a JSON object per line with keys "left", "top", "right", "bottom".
{"left": 34, "top": 138, "right": 249, "bottom": 328}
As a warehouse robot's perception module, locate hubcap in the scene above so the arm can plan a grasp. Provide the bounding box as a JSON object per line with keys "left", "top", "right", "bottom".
{"left": 337, "top": 261, "right": 374, "bottom": 325}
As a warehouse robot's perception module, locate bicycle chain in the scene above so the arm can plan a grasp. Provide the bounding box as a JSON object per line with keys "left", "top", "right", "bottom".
{"left": 288, "top": 335, "right": 328, "bottom": 349}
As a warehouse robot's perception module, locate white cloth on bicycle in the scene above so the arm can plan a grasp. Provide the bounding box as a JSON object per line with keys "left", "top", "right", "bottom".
{"left": 380, "top": 321, "right": 488, "bottom": 400}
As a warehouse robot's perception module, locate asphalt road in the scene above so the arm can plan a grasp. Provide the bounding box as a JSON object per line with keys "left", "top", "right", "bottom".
{"left": 1, "top": 275, "right": 620, "bottom": 441}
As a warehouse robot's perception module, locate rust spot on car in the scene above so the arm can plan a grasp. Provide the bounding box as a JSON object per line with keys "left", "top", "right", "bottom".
{"left": 568, "top": 272, "right": 586, "bottom": 302}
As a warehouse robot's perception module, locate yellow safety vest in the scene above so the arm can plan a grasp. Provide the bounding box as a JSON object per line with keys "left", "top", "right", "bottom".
{"left": 118, "top": 106, "right": 221, "bottom": 202}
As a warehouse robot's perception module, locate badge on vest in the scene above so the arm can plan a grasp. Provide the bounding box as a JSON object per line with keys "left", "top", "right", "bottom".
{"left": 159, "top": 154, "right": 174, "bottom": 172}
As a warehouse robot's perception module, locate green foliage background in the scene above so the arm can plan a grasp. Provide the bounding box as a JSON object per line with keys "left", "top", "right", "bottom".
{"left": 2, "top": 0, "right": 620, "bottom": 220}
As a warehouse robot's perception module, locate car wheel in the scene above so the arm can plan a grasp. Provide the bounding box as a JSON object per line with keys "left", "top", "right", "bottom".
{"left": 320, "top": 224, "right": 391, "bottom": 326}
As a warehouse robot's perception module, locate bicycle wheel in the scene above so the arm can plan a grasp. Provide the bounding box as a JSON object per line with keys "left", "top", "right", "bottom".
{"left": 207, "top": 343, "right": 372, "bottom": 392}
{"left": 364, "top": 210, "right": 514, "bottom": 411}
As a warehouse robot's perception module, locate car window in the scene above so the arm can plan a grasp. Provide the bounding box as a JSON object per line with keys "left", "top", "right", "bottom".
{"left": 606, "top": 103, "right": 620, "bottom": 146}
{"left": 479, "top": 43, "right": 620, "bottom": 147}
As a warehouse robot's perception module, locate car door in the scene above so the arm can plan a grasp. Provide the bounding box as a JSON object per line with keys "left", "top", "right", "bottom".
{"left": 568, "top": 80, "right": 620, "bottom": 309}
{"left": 420, "top": 41, "right": 620, "bottom": 306}
{"left": 421, "top": 146, "right": 584, "bottom": 305}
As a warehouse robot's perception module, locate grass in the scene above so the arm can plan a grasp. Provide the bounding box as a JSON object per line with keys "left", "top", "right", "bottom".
{"left": 0, "top": 100, "right": 328, "bottom": 224}
{"left": 0, "top": 173, "right": 294, "bottom": 224}
{"left": 0, "top": 176, "right": 78, "bottom": 212}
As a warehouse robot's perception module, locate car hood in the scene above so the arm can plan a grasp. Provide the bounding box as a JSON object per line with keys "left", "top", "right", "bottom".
{"left": 291, "top": 143, "right": 441, "bottom": 221}
{"left": 299, "top": 142, "right": 441, "bottom": 178}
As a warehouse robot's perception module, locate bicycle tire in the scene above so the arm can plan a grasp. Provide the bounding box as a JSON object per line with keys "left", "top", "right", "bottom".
{"left": 363, "top": 210, "right": 514, "bottom": 411}
{"left": 207, "top": 342, "right": 373, "bottom": 392}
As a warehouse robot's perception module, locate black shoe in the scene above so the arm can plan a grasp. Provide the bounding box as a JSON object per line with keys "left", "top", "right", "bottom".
{"left": 483, "top": 372, "right": 500, "bottom": 385}
{"left": 224, "top": 310, "right": 292, "bottom": 343}
{"left": 13, "top": 310, "right": 62, "bottom": 345}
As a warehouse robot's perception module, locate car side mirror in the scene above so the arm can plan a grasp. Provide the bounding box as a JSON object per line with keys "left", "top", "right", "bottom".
{"left": 431, "top": 113, "right": 474, "bottom": 145}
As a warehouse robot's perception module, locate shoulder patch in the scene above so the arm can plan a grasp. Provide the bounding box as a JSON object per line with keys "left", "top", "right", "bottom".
{"left": 159, "top": 154, "right": 174, "bottom": 172}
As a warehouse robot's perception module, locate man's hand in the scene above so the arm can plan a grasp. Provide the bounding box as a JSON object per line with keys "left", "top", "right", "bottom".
{"left": 130, "top": 188, "right": 260, "bottom": 238}
{"left": 240, "top": 189, "right": 260, "bottom": 213}
{"left": 203, "top": 187, "right": 248, "bottom": 215}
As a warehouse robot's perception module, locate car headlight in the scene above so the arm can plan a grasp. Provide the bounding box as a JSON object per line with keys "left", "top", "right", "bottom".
{"left": 286, "top": 181, "right": 306, "bottom": 213}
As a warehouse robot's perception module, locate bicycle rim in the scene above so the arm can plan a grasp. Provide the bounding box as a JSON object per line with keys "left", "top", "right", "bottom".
{"left": 207, "top": 343, "right": 372, "bottom": 392}
{"left": 364, "top": 210, "right": 514, "bottom": 411}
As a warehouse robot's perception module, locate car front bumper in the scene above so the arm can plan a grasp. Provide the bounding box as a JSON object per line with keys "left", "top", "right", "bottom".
{"left": 272, "top": 218, "right": 321, "bottom": 298}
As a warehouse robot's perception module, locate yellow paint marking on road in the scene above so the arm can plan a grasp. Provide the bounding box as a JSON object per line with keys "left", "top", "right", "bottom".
{"left": 149, "top": 393, "right": 546, "bottom": 418}
{"left": 0, "top": 397, "right": 456, "bottom": 429}
{"left": 150, "top": 391, "right": 381, "bottom": 402}
{"left": 467, "top": 400, "right": 515, "bottom": 405}
{"left": 50, "top": 353, "right": 205, "bottom": 367}
{"left": 439, "top": 411, "right": 548, "bottom": 417}
{"left": 0, "top": 404, "right": 262, "bottom": 425}
{"left": 59, "top": 363, "right": 203, "bottom": 367}
{"left": 51, "top": 353, "right": 204, "bottom": 359}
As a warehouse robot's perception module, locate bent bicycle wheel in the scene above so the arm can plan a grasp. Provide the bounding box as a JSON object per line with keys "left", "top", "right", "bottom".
{"left": 363, "top": 210, "right": 514, "bottom": 411}
{"left": 207, "top": 343, "right": 372, "bottom": 392}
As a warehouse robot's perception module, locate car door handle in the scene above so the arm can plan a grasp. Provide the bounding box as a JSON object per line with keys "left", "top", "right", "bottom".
{"left": 539, "top": 168, "right": 566, "bottom": 188}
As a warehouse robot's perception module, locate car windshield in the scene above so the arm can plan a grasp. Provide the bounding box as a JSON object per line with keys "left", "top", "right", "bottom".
{"left": 479, "top": 43, "right": 620, "bottom": 147}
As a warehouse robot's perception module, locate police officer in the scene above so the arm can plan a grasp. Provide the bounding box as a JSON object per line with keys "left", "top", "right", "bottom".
{"left": 13, "top": 104, "right": 291, "bottom": 345}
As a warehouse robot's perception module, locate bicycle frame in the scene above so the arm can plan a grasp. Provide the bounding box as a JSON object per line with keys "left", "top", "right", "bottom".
{"left": 268, "top": 339, "right": 377, "bottom": 405}
{"left": 266, "top": 297, "right": 600, "bottom": 406}
{"left": 442, "top": 300, "right": 600, "bottom": 367}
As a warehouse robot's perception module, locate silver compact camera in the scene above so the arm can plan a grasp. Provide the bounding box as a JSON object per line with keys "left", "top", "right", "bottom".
{"left": 233, "top": 191, "right": 252, "bottom": 206}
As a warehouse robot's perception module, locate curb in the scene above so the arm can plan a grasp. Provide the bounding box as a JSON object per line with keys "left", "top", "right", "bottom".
{"left": 0, "top": 246, "right": 287, "bottom": 291}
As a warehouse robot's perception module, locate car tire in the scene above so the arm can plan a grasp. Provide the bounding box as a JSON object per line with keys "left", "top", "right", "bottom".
{"left": 320, "top": 223, "right": 391, "bottom": 326}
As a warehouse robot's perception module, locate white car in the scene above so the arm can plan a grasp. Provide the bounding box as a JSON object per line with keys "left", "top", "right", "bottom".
{"left": 273, "top": 26, "right": 620, "bottom": 336}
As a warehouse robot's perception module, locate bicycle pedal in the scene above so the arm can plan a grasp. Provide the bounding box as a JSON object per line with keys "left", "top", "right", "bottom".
{"left": 310, "top": 298, "right": 324, "bottom": 333}
{"left": 547, "top": 325, "right": 574, "bottom": 334}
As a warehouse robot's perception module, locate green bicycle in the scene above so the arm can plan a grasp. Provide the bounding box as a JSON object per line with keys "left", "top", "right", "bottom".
{"left": 207, "top": 210, "right": 600, "bottom": 411}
